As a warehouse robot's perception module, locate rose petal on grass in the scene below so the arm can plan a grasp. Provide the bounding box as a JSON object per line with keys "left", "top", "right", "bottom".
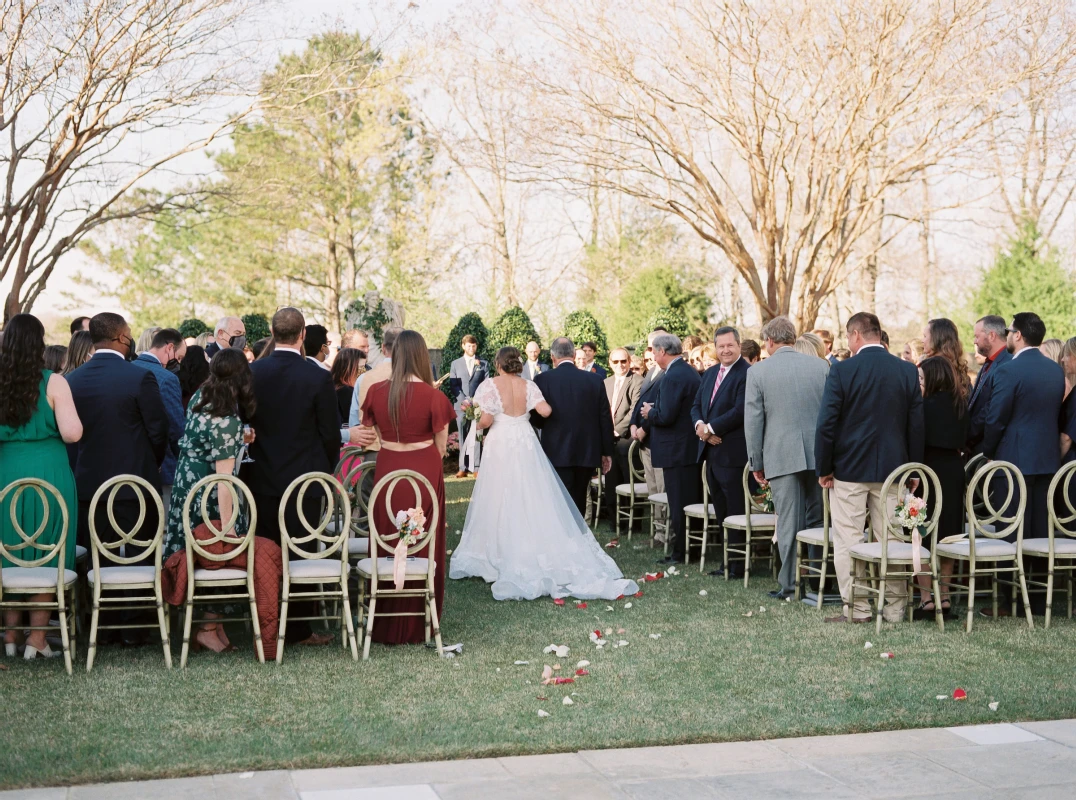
{"left": 989, "top": 701, "right": 999, "bottom": 711}
{"left": 617, "top": 640, "right": 629, "bottom": 647}
{"left": 514, "top": 660, "right": 530, "bottom": 665}
{"left": 634, "top": 591, "right": 644, "bottom": 598}
{"left": 563, "top": 696, "right": 574, "bottom": 705}
{"left": 576, "top": 602, "right": 588, "bottom": 609}
{"left": 536, "top": 696, "right": 548, "bottom": 701}
{"left": 577, "top": 660, "right": 590, "bottom": 668}
{"left": 553, "top": 598, "right": 565, "bottom": 606}
{"left": 605, "top": 628, "right": 613, "bottom": 636}
{"left": 953, "top": 688, "right": 967, "bottom": 701}
{"left": 699, "top": 590, "right": 708, "bottom": 596}
{"left": 542, "top": 665, "right": 553, "bottom": 682}
{"left": 575, "top": 669, "right": 590, "bottom": 676}
{"left": 759, "top": 606, "right": 767, "bottom": 613}
{"left": 936, "top": 695, "right": 949, "bottom": 700}
{"left": 742, "top": 611, "right": 754, "bottom": 617}
{"left": 537, "top": 710, "right": 551, "bottom": 718}
{"left": 552, "top": 664, "right": 561, "bottom": 671}
{"left": 605, "top": 539, "right": 619, "bottom": 549}
{"left": 624, "top": 602, "right": 633, "bottom": 609}
{"left": 864, "top": 642, "right": 873, "bottom": 649}
{"left": 649, "top": 633, "right": 661, "bottom": 639}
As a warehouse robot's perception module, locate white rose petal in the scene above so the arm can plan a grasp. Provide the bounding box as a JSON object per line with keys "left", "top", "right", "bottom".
{"left": 699, "top": 590, "right": 708, "bottom": 596}
{"left": 562, "top": 696, "right": 574, "bottom": 706}
{"left": 537, "top": 710, "right": 551, "bottom": 718}
{"left": 989, "top": 701, "right": 999, "bottom": 711}
{"left": 864, "top": 642, "right": 873, "bottom": 649}
{"left": 624, "top": 602, "right": 633, "bottom": 609}
{"left": 649, "top": 633, "right": 661, "bottom": 639}
{"left": 576, "top": 660, "right": 590, "bottom": 668}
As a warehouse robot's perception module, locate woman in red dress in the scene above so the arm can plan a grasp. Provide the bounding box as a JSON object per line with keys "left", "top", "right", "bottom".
{"left": 360, "top": 330, "right": 455, "bottom": 644}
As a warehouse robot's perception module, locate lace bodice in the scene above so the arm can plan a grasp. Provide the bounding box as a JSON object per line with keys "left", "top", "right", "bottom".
{"left": 474, "top": 378, "right": 544, "bottom": 419}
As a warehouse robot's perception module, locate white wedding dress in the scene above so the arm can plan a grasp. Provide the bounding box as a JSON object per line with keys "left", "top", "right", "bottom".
{"left": 450, "top": 378, "right": 639, "bottom": 601}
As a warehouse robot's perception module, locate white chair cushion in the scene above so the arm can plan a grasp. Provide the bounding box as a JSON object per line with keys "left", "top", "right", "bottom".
{"left": 2, "top": 567, "right": 78, "bottom": 589}
{"left": 75, "top": 545, "right": 88, "bottom": 562}
{"left": 1022, "top": 538, "right": 1076, "bottom": 556}
{"left": 935, "top": 538, "right": 1017, "bottom": 560}
{"left": 796, "top": 527, "right": 827, "bottom": 545}
{"left": 88, "top": 566, "right": 156, "bottom": 586}
{"left": 615, "top": 482, "right": 649, "bottom": 497}
{"left": 347, "top": 538, "right": 370, "bottom": 556}
{"left": 723, "top": 513, "right": 777, "bottom": 529}
{"left": 192, "top": 567, "right": 248, "bottom": 582}
{"left": 648, "top": 492, "right": 668, "bottom": 505}
{"left": 850, "top": 541, "right": 931, "bottom": 562}
{"left": 355, "top": 557, "right": 431, "bottom": 578}
{"left": 590, "top": 476, "right": 602, "bottom": 487}
{"left": 288, "top": 559, "right": 349, "bottom": 579}
{"left": 684, "top": 503, "right": 716, "bottom": 517}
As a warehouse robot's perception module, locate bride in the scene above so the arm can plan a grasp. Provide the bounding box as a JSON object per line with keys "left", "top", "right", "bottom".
{"left": 449, "top": 347, "right": 639, "bottom": 601}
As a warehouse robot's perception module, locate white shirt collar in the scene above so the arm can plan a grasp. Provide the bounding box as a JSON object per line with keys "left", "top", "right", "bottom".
{"left": 857, "top": 343, "right": 886, "bottom": 353}
{"left": 1011, "top": 346, "right": 1038, "bottom": 360}
{"left": 308, "top": 356, "right": 330, "bottom": 370}
{"left": 718, "top": 356, "right": 740, "bottom": 372}
{"left": 95, "top": 348, "right": 126, "bottom": 358}
{"left": 275, "top": 345, "right": 302, "bottom": 355}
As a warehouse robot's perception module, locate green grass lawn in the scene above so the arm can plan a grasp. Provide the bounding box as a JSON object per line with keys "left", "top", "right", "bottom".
{"left": 4, "top": 476, "right": 1076, "bottom": 789}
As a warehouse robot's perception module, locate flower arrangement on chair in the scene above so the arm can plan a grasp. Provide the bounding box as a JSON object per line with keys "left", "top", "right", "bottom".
{"left": 893, "top": 491, "right": 930, "bottom": 573}
{"left": 753, "top": 483, "right": 774, "bottom": 513}
{"left": 391, "top": 507, "right": 427, "bottom": 590}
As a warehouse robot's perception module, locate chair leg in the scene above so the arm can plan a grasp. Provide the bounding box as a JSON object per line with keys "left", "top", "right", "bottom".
{"left": 966, "top": 573, "right": 976, "bottom": 633}
{"left": 817, "top": 551, "right": 828, "bottom": 611}
{"left": 156, "top": 598, "right": 172, "bottom": 670}
{"left": 628, "top": 501, "right": 635, "bottom": 542}
{"left": 743, "top": 533, "right": 751, "bottom": 589}
{"left": 874, "top": 566, "right": 883, "bottom": 635}
{"left": 1045, "top": 558, "right": 1055, "bottom": 630}
{"left": 932, "top": 572, "right": 945, "bottom": 632}
{"left": 428, "top": 585, "right": 444, "bottom": 658}
{"left": 276, "top": 590, "right": 290, "bottom": 665}
{"left": 362, "top": 596, "right": 376, "bottom": 660}
{"left": 341, "top": 583, "right": 358, "bottom": 661}
{"left": 180, "top": 600, "right": 194, "bottom": 668}
{"left": 87, "top": 595, "right": 100, "bottom": 673}
{"left": 250, "top": 595, "right": 265, "bottom": 664}
{"left": 1017, "top": 563, "right": 1035, "bottom": 631}
{"left": 57, "top": 601, "right": 72, "bottom": 676}
{"left": 848, "top": 566, "right": 856, "bottom": 625}
{"left": 700, "top": 523, "right": 708, "bottom": 573}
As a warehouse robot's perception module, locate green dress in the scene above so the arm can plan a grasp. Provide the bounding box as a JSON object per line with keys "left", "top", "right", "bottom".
{"left": 0, "top": 371, "right": 78, "bottom": 569}
{"left": 164, "top": 391, "right": 246, "bottom": 558}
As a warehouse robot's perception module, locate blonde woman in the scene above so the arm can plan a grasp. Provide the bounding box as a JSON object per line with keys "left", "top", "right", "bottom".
{"left": 1041, "top": 338, "right": 1063, "bottom": 364}
{"left": 902, "top": 339, "right": 924, "bottom": 364}
{"left": 794, "top": 332, "right": 827, "bottom": 360}
{"left": 700, "top": 343, "right": 718, "bottom": 371}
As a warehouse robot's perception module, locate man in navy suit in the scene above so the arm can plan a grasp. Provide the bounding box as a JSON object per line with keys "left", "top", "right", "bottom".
{"left": 449, "top": 334, "right": 489, "bottom": 477}
{"left": 642, "top": 333, "right": 702, "bottom": 564}
{"left": 691, "top": 327, "right": 749, "bottom": 578}
{"left": 630, "top": 329, "right": 669, "bottom": 538}
{"left": 580, "top": 342, "right": 607, "bottom": 379}
{"left": 966, "top": 315, "right": 1011, "bottom": 454}
{"left": 815, "top": 312, "right": 924, "bottom": 624}
{"left": 132, "top": 328, "right": 187, "bottom": 509}
{"left": 534, "top": 337, "right": 614, "bottom": 514}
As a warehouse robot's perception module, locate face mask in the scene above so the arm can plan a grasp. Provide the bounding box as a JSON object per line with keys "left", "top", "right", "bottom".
{"left": 166, "top": 359, "right": 180, "bottom": 374}
{"left": 228, "top": 334, "right": 247, "bottom": 350}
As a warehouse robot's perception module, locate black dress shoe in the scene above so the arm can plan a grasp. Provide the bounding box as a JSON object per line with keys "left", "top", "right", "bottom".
{"left": 657, "top": 555, "right": 680, "bottom": 565}
{"left": 120, "top": 631, "right": 149, "bottom": 647}
{"left": 768, "top": 589, "right": 795, "bottom": 599}
{"left": 708, "top": 567, "right": 743, "bottom": 579}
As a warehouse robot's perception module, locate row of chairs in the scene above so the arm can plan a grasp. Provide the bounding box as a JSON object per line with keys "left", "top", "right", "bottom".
{"left": 0, "top": 453, "right": 444, "bottom": 673}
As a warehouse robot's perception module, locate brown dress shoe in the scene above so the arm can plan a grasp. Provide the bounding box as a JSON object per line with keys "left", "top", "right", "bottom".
{"left": 455, "top": 471, "right": 468, "bottom": 479}
{"left": 472, "top": 471, "right": 479, "bottom": 478}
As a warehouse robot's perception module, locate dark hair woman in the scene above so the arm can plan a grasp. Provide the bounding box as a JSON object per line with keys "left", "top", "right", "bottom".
{"left": 43, "top": 345, "right": 67, "bottom": 373}
{"left": 359, "top": 329, "right": 455, "bottom": 645}
{"left": 62, "top": 330, "right": 95, "bottom": 376}
{"left": 0, "top": 314, "right": 83, "bottom": 659}
{"left": 178, "top": 345, "right": 211, "bottom": 410}
{"left": 330, "top": 347, "right": 367, "bottom": 425}
{"left": 913, "top": 355, "right": 969, "bottom": 620}
{"left": 923, "top": 318, "right": 972, "bottom": 400}
{"left": 163, "top": 347, "right": 256, "bottom": 654}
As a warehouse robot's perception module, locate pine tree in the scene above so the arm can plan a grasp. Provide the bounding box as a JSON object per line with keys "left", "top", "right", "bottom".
{"left": 486, "top": 306, "right": 542, "bottom": 356}
{"left": 561, "top": 310, "right": 609, "bottom": 361}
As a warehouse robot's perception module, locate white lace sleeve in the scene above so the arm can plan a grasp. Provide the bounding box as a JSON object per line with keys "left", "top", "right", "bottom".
{"left": 474, "top": 379, "right": 502, "bottom": 416}
{"left": 525, "top": 379, "right": 545, "bottom": 412}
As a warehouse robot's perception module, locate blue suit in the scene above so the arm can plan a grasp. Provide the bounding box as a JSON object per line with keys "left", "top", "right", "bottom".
{"left": 966, "top": 348, "right": 1012, "bottom": 454}
{"left": 132, "top": 353, "right": 185, "bottom": 485}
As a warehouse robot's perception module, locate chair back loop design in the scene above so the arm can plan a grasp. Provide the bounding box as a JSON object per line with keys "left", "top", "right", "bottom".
{"left": 0, "top": 478, "right": 69, "bottom": 570}
{"left": 368, "top": 470, "right": 439, "bottom": 558}
{"left": 88, "top": 475, "right": 165, "bottom": 568}
{"left": 1047, "top": 460, "right": 1076, "bottom": 541}
{"left": 966, "top": 460, "right": 1025, "bottom": 545}
{"left": 280, "top": 472, "right": 351, "bottom": 559}
{"left": 182, "top": 474, "right": 258, "bottom": 563}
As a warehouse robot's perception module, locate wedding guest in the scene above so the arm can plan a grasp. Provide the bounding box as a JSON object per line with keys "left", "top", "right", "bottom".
{"left": 0, "top": 314, "right": 82, "bottom": 659}
{"left": 360, "top": 330, "right": 456, "bottom": 644}
{"left": 691, "top": 326, "right": 749, "bottom": 577}
{"left": 966, "top": 315, "right": 1010, "bottom": 454}
{"left": 132, "top": 328, "right": 187, "bottom": 510}
{"left": 922, "top": 318, "right": 972, "bottom": 399}
{"left": 178, "top": 345, "right": 211, "bottom": 409}
{"left": 880, "top": 330, "right": 891, "bottom": 351}
{"left": 913, "top": 356, "right": 968, "bottom": 619}
{"left": 43, "top": 345, "right": 67, "bottom": 373}
{"left": 449, "top": 334, "right": 489, "bottom": 478}
{"left": 206, "top": 316, "right": 244, "bottom": 357}
{"left": 305, "top": 324, "right": 331, "bottom": 370}
{"left": 1059, "top": 337, "right": 1076, "bottom": 461}
{"left": 522, "top": 341, "right": 548, "bottom": 381}
{"left": 902, "top": 339, "right": 924, "bottom": 364}
{"left": 254, "top": 337, "right": 277, "bottom": 361}
{"left": 815, "top": 312, "right": 923, "bottom": 624}
{"left": 331, "top": 347, "right": 365, "bottom": 425}
{"left": 813, "top": 329, "right": 837, "bottom": 364}
{"left": 250, "top": 338, "right": 271, "bottom": 360}
{"left": 631, "top": 329, "right": 668, "bottom": 539}
{"left": 135, "top": 326, "right": 161, "bottom": 355}
{"left": 643, "top": 333, "right": 702, "bottom": 564}
{"left": 163, "top": 347, "right": 256, "bottom": 653}
{"left": 688, "top": 345, "right": 705, "bottom": 373}
{"left": 834, "top": 348, "right": 852, "bottom": 361}
{"left": 1041, "top": 338, "right": 1063, "bottom": 364}
{"left": 195, "top": 331, "right": 211, "bottom": 350}
{"left": 574, "top": 348, "right": 587, "bottom": 369}
{"left": 1059, "top": 337, "right": 1076, "bottom": 398}
{"left": 682, "top": 335, "right": 704, "bottom": 353}
{"left": 63, "top": 331, "right": 95, "bottom": 375}
{"left": 643, "top": 348, "right": 656, "bottom": 373}
{"left": 630, "top": 354, "right": 646, "bottom": 376}
{"left": 746, "top": 316, "right": 828, "bottom": 596}
{"left": 343, "top": 327, "right": 399, "bottom": 507}
{"left": 70, "top": 316, "right": 91, "bottom": 334}
{"left": 581, "top": 342, "right": 607, "bottom": 378}
{"left": 740, "top": 340, "right": 762, "bottom": 365}
{"left": 795, "top": 332, "right": 827, "bottom": 360}
{"left": 603, "top": 347, "right": 642, "bottom": 523}
{"left": 342, "top": 329, "right": 369, "bottom": 352}
{"left": 700, "top": 343, "right": 718, "bottom": 371}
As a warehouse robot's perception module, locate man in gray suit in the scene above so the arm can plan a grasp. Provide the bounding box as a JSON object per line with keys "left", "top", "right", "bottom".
{"left": 744, "top": 315, "right": 829, "bottom": 599}
{"left": 449, "top": 334, "right": 490, "bottom": 477}
{"left": 522, "top": 341, "right": 549, "bottom": 381}
{"left": 630, "top": 328, "right": 669, "bottom": 537}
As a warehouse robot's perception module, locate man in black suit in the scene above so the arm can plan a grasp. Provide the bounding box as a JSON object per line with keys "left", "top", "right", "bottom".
{"left": 246, "top": 307, "right": 351, "bottom": 646}
{"left": 534, "top": 337, "right": 614, "bottom": 515}
{"left": 815, "top": 312, "right": 924, "bottom": 624}
{"left": 601, "top": 347, "right": 642, "bottom": 523}
{"left": 67, "top": 312, "right": 169, "bottom": 643}
{"left": 581, "top": 342, "right": 608, "bottom": 379}
{"left": 691, "top": 326, "right": 749, "bottom": 578}
{"left": 642, "top": 333, "right": 702, "bottom": 564}
{"left": 966, "top": 314, "right": 1012, "bottom": 454}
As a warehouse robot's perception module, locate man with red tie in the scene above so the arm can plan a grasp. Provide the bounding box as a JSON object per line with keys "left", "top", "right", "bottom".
{"left": 690, "top": 326, "right": 750, "bottom": 577}
{"left": 966, "top": 315, "right": 1011, "bottom": 455}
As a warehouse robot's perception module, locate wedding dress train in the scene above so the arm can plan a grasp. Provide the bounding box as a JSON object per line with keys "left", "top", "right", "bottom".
{"left": 449, "top": 379, "right": 639, "bottom": 601}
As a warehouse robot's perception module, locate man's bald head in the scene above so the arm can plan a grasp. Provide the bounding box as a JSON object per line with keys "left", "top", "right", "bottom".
{"left": 271, "top": 307, "right": 306, "bottom": 345}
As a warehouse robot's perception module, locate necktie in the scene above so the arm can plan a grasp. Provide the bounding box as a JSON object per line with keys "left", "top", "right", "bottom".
{"left": 710, "top": 365, "right": 727, "bottom": 406}
{"left": 614, "top": 377, "right": 624, "bottom": 409}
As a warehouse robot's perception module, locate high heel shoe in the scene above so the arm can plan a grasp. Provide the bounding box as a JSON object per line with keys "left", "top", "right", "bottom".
{"left": 23, "top": 643, "right": 61, "bottom": 660}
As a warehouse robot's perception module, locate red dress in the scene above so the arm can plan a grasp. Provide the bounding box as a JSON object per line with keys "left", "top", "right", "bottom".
{"left": 361, "top": 380, "right": 455, "bottom": 644}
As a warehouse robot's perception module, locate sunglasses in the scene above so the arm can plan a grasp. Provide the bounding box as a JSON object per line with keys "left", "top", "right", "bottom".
{"left": 1004, "top": 327, "right": 1018, "bottom": 335}
{"left": 610, "top": 358, "right": 628, "bottom": 364}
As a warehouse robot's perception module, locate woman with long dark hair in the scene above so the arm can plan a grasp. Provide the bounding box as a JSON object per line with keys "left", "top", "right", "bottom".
{"left": 359, "top": 330, "right": 455, "bottom": 644}
{"left": 177, "top": 345, "right": 211, "bottom": 409}
{"left": 0, "top": 314, "right": 83, "bottom": 659}
{"left": 923, "top": 318, "right": 972, "bottom": 400}
{"left": 330, "top": 347, "right": 366, "bottom": 425}
{"left": 163, "top": 347, "right": 256, "bottom": 653}
{"left": 913, "top": 355, "right": 969, "bottom": 619}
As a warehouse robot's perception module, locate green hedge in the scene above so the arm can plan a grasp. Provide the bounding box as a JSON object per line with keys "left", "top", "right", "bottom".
{"left": 561, "top": 310, "right": 609, "bottom": 361}
{"left": 645, "top": 306, "right": 691, "bottom": 340}
{"left": 177, "top": 318, "right": 210, "bottom": 339}
{"left": 486, "top": 306, "right": 541, "bottom": 357}
{"left": 241, "top": 313, "right": 271, "bottom": 343}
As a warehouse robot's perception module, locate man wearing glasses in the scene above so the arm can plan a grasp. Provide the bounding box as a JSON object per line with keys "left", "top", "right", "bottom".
{"left": 601, "top": 348, "right": 642, "bottom": 523}
{"left": 206, "top": 316, "right": 245, "bottom": 357}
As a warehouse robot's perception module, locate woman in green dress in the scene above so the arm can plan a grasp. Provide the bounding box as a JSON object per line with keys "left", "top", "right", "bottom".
{"left": 0, "top": 314, "right": 83, "bottom": 660}
{"left": 164, "top": 347, "right": 256, "bottom": 653}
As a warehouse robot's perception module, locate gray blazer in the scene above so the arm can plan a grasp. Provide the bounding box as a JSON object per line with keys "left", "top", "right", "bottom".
{"left": 744, "top": 346, "right": 829, "bottom": 479}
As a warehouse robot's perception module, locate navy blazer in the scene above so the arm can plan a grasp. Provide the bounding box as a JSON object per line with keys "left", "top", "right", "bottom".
{"left": 131, "top": 353, "right": 185, "bottom": 485}
{"left": 966, "top": 348, "right": 1012, "bottom": 453}
{"left": 533, "top": 362, "right": 614, "bottom": 468}
{"left": 586, "top": 363, "right": 608, "bottom": 379}
{"left": 647, "top": 357, "right": 703, "bottom": 469}
{"left": 66, "top": 353, "right": 169, "bottom": 501}
{"left": 247, "top": 350, "right": 341, "bottom": 497}
{"left": 982, "top": 348, "right": 1065, "bottom": 475}
{"left": 691, "top": 358, "right": 749, "bottom": 467}
{"left": 815, "top": 346, "right": 925, "bottom": 483}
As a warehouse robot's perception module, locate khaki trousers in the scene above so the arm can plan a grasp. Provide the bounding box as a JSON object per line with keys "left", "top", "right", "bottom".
{"left": 830, "top": 479, "right": 907, "bottom": 622}
{"left": 640, "top": 446, "right": 666, "bottom": 529}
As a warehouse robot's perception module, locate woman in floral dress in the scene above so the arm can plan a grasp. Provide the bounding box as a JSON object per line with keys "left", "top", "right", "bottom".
{"left": 165, "top": 348, "right": 256, "bottom": 653}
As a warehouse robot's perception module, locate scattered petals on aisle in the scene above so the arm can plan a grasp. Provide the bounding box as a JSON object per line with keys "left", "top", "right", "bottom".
{"left": 553, "top": 598, "right": 565, "bottom": 606}
{"left": 562, "top": 696, "right": 574, "bottom": 705}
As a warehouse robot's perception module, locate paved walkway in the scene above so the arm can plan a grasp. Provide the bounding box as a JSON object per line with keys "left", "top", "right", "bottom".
{"left": 6, "top": 720, "right": 1076, "bottom": 799}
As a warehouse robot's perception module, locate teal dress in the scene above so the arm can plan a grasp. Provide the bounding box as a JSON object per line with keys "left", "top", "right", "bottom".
{"left": 164, "top": 391, "right": 246, "bottom": 558}
{"left": 0, "top": 371, "right": 78, "bottom": 569}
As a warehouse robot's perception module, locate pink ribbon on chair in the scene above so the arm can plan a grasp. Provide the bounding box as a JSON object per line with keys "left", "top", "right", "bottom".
{"left": 392, "top": 538, "right": 408, "bottom": 590}
{"left": 911, "top": 527, "right": 922, "bottom": 575}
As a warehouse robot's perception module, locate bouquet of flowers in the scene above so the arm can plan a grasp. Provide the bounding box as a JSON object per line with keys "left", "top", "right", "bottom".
{"left": 391, "top": 507, "right": 427, "bottom": 590}
{"left": 893, "top": 491, "right": 928, "bottom": 531}
{"left": 460, "top": 399, "right": 484, "bottom": 442}
{"left": 753, "top": 483, "right": 774, "bottom": 513}
{"left": 445, "top": 431, "right": 460, "bottom": 456}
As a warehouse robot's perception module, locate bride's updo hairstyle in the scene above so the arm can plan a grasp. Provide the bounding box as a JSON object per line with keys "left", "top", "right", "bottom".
{"left": 495, "top": 346, "right": 524, "bottom": 376}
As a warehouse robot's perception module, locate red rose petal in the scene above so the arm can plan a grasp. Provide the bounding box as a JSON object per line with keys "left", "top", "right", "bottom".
{"left": 576, "top": 602, "right": 588, "bottom": 609}
{"left": 634, "top": 591, "right": 644, "bottom": 598}
{"left": 553, "top": 598, "right": 565, "bottom": 606}
{"left": 953, "top": 688, "right": 967, "bottom": 701}
{"left": 575, "top": 669, "right": 590, "bottom": 676}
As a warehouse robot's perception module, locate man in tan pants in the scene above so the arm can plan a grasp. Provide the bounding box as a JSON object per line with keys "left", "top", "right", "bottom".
{"left": 829, "top": 480, "right": 904, "bottom": 622}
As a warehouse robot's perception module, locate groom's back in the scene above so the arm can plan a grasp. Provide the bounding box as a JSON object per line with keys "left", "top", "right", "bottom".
{"left": 535, "top": 363, "right": 613, "bottom": 468}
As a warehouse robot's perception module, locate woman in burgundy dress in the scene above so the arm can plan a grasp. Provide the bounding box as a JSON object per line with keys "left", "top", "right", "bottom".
{"left": 360, "top": 330, "right": 455, "bottom": 644}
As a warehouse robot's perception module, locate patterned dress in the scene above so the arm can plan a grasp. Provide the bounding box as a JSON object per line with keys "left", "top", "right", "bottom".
{"left": 164, "top": 391, "right": 246, "bottom": 558}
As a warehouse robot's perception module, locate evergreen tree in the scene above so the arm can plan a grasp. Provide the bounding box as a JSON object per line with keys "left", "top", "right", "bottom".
{"left": 241, "top": 313, "right": 271, "bottom": 343}
{"left": 443, "top": 312, "right": 490, "bottom": 364}
{"left": 178, "top": 318, "right": 210, "bottom": 339}
{"left": 486, "top": 306, "right": 542, "bottom": 356}
{"left": 561, "top": 310, "right": 609, "bottom": 361}
{"left": 644, "top": 306, "right": 691, "bottom": 340}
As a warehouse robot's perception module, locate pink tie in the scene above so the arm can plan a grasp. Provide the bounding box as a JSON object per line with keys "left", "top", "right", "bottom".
{"left": 710, "top": 365, "right": 727, "bottom": 405}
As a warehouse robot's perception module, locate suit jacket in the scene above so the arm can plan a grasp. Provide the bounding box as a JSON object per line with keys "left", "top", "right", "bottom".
{"left": 131, "top": 353, "right": 185, "bottom": 485}
{"left": 586, "top": 362, "right": 608, "bottom": 379}
{"left": 814, "top": 346, "right": 924, "bottom": 483}
{"left": 690, "top": 358, "right": 749, "bottom": 467}
{"left": 66, "top": 353, "right": 169, "bottom": 501}
{"left": 605, "top": 373, "right": 642, "bottom": 438}
{"left": 982, "top": 348, "right": 1065, "bottom": 475}
{"left": 630, "top": 366, "right": 664, "bottom": 433}
{"left": 522, "top": 361, "right": 549, "bottom": 381}
{"left": 534, "top": 362, "right": 614, "bottom": 467}
{"left": 449, "top": 356, "right": 489, "bottom": 407}
{"left": 647, "top": 357, "right": 702, "bottom": 469}
{"left": 247, "top": 350, "right": 340, "bottom": 497}
{"left": 744, "top": 347, "right": 829, "bottom": 479}
{"left": 966, "top": 347, "right": 1012, "bottom": 453}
